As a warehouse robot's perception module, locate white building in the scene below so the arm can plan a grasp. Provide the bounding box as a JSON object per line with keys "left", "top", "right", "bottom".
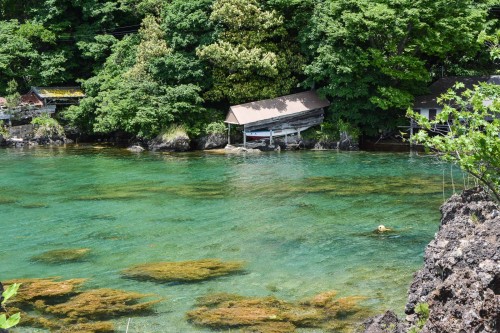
{"left": 413, "top": 75, "right": 500, "bottom": 120}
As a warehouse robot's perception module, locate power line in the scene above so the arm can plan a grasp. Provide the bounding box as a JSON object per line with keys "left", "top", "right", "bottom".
{"left": 57, "top": 28, "right": 140, "bottom": 41}
{"left": 104, "top": 24, "right": 141, "bottom": 31}
{"left": 54, "top": 22, "right": 142, "bottom": 41}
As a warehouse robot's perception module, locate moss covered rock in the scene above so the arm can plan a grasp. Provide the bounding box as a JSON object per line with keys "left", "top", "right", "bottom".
{"left": 122, "top": 259, "right": 245, "bottom": 283}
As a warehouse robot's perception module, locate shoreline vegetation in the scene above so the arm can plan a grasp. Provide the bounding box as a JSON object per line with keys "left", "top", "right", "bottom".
{"left": 0, "top": 1, "right": 498, "bottom": 145}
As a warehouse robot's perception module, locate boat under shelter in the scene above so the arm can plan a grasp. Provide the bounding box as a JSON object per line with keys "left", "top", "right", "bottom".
{"left": 225, "top": 91, "right": 330, "bottom": 147}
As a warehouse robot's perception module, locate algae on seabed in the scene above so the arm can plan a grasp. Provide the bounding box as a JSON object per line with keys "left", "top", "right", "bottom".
{"left": 41, "top": 288, "right": 161, "bottom": 320}
{"left": 4, "top": 277, "right": 87, "bottom": 303}
{"left": 5, "top": 277, "right": 162, "bottom": 333}
{"left": 122, "top": 258, "right": 245, "bottom": 283}
{"left": 187, "top": 290, "right": 372, "bottom": 333}
{"left": 31, "top": 248, "right": 91, "bottom": 264}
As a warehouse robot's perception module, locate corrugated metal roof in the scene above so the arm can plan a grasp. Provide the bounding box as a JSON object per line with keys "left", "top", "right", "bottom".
{"left": 225, "top": 91, "right": 330, "bottom": 126}
{"left": 32, "top": 87, "right": 85, "bottom": 98}
{"left": 414, "top": 76, "right": 499, "bottom": 109}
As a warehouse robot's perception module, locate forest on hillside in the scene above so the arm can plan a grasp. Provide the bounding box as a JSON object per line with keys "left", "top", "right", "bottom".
{"left": 0, "top": 0, "right": 498, "bottom": 140}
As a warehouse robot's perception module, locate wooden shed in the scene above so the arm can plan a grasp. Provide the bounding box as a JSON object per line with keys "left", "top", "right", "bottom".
{"left": 225, "top": 91, "right": 330, "bottom": 146}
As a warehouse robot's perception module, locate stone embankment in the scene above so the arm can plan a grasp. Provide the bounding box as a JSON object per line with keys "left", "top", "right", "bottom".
{"left": 361, "top": 187, "right": 499, "bottom": 333}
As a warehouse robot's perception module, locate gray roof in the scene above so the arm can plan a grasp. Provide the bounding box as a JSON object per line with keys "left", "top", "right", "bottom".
{"left": 225, "top": 91, "right": 330, "bottom": 126}
{"left": 414, "top": 76, "right": 500, "bottom": 109}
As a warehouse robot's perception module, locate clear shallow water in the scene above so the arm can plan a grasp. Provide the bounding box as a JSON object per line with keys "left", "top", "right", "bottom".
{"left": 0, "top": 147, "right": 463, "bottom": 332}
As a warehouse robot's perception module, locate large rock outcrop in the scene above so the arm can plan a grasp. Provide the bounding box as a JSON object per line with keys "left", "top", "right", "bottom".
{"left": 196, "top": 133, "right": 227, "bottom": 150}
{"left": 149, "top": 133, "right": 190, "bottom": 152}
{"left": 4, "top": 124, "right": 72, "bottom": 147}
{"left": 361, "top": 187, "right": 499, "bottom": 333}
{"left": 405, "top": 187, "right": 499, "bottom": 333}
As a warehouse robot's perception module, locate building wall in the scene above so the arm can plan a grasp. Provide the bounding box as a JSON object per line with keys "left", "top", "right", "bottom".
{"left": 414, "top": 107, "right": 443, "bottom": 120}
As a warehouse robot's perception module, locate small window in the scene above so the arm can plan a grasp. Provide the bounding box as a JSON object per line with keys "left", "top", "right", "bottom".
{"left": 413, "top": 109, "right": 421, "bottom": 115}
{"left": 429, "top": 109, "right": 437, "bottom": 121}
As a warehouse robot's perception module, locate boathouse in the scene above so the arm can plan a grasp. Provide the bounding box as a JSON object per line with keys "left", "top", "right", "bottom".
{"left": 225, "top": 91, "right": 330, "bottom": 146}
{"left": 413, "top": 75, "right": 500, "bottom": 120}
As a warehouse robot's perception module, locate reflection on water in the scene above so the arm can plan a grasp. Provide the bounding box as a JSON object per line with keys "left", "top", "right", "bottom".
{"left": 0, "top": 148, "right": 464, "bottom": 332}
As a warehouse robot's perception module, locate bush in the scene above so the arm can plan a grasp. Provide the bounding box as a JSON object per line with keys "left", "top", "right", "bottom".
{"left": 337, "top": 119, "right": 360, "bottom": 140}
{"left": 0, "top": 125, "right": 9, "bottom": 138}
{"left": 408, "top": 303, "right": 430, "bottom": 333}
{"left": 408, "top": 82, "right": 500, "bottom": 201}
{"left": 303, "top": 120, "right": 360, "bottom": 141}
{"left": 31, "top": 114, "right": 65, "bottom": 139}
{"left": 205, "top": 122, "right": 226, "bottom": 135}
{"left": 160, "top": 124, "right": 189, "bottom": 142}
{"left": 320, "top": 122, "right": 338, "bottom": 141}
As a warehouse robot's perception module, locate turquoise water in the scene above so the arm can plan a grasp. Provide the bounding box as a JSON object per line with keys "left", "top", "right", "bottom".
{"left": 0, "top": 147, "right": 462, "bottom": 332}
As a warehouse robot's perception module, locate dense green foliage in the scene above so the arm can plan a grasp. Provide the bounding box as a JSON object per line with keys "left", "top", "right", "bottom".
{"left": 0, "top": 0, "right": 498, "bottom": 139}
{"left": 304, "top": 0, "right": 495, "bottom": 134}
{"left": 197, "top": 0, "right": 303, "bottom": 104}
{"left": 408, "top": 82, "right": 500, "bottom": 201}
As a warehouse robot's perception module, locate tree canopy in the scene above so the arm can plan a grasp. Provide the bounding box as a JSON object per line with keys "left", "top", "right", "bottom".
{"left": 0, "top": 0, "right": 498, "bottom": 139}
{"left": 304, "top": 0, "right": 494, "bottom": 134}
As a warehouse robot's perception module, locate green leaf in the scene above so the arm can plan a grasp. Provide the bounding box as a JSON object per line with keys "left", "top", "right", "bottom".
{"left": 0, "top": 314, "right": 6, "bottom": 327}
{"left": 2, "top": 283, "right": 21, "bottom": 303}
{"left": 4, "top": 312, "right": 21, "bottom": 328}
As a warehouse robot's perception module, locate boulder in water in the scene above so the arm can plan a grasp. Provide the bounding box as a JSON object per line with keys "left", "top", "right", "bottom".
{"left": 127, "top": 145, "right": 145, "bottom": 152}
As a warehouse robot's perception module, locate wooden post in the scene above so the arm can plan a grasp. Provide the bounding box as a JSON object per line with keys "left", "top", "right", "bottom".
{"left": 270, "top": 129, "right": 273, "bottom": 145}
{"left": 285, "top": 132, "right": 288, "bottom": 145}
{"left": 298, "top": 128, "right": 301, "bottom": 139}
{"left": 228, "top": 123, "right": 231, "bottom": 145}
{"left": 243, "top": 125, "right": 247, "bottom": 148}
{"left": 410, "top": 121, "right": 414, "bottom": 149}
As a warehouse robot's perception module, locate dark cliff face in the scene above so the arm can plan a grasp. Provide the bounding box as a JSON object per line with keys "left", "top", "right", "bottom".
{"left": 361, "top": 187, "right": 500, "bottom": 333}
{"left": 406, "top": 187, "right": 499, "bottom": 333}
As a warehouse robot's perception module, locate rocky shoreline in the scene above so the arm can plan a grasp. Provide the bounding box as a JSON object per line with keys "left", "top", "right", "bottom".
{"left": 0, "top": 125, "right": 360, "bottom": 152}
{"left": 362, "top": 187, "right": 499, "bottom": 333}
{"left": 0, "top": 124, "right": 73, "bottom": 148}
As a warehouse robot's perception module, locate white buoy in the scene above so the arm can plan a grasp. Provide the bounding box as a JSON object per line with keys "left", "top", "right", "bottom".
{"left": 377, "top": 225, "right": 392, "bottom": 232}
